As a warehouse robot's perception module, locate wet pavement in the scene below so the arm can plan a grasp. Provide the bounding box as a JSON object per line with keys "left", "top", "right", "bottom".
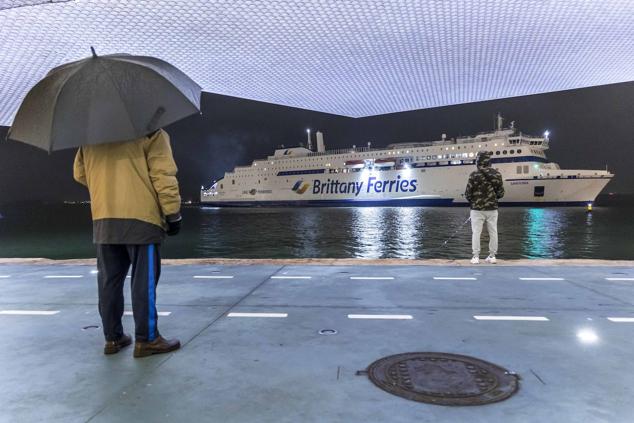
{"left": 1, "top": 260, "right": 633, "bottom": 422}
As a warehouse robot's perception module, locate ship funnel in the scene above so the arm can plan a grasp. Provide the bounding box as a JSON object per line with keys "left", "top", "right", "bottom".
{"left": 316, "top": 131, "right": 325, "bottom": 152}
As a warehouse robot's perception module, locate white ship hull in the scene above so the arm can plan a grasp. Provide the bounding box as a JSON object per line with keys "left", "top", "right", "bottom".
{"left": 201, "top": 122, "right": 613, "bottom": 207}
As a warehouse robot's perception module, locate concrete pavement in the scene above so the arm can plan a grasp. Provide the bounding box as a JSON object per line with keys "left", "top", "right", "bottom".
{"left": 1, "top": 260, "right": 633, "bottom": 422}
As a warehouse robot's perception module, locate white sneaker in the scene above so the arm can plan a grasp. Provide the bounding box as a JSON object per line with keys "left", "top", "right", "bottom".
{"left": 470, "top": 256, "right": 480, "bottom": 264}
{"left": 485, "top": 255, "right": 497, "bottom": 264}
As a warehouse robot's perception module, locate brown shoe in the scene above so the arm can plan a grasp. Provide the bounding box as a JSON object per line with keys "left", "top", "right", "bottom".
{"left": 104, "top": 333, "right": 132, "bottom": 355}
{"left": 134, "top": 336, "right": 180, "bottom": 358}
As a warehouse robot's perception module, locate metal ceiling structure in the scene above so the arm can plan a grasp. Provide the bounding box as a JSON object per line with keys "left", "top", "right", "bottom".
{"left": 0, "top": 0, "right": 633, "bottom": 125}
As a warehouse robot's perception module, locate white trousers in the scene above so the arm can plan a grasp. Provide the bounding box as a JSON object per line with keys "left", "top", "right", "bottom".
{"left": 470, "top": 209, "right": 498, "bottom": 257}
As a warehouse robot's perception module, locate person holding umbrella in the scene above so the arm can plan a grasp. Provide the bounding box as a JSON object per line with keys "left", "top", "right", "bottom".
{"left": 73, "top": 129, "right": 183, "bottom": 357}
{"left": 7, "top": 48, "right": 202, "bottom": 357}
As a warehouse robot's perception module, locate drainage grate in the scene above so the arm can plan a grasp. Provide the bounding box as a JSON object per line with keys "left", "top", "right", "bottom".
{"left": 366, "top": 352, "right": 519, "bottom": 406}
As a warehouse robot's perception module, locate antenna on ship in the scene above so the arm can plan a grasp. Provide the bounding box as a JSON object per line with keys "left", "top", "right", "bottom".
{"left": 306, "top": 128, "right": 313, "bottom": 151}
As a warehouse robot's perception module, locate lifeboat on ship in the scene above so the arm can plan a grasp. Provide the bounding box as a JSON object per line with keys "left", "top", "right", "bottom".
{"left": 374, "top": 158, "right": 396, "bottom": 168}
{"left": 344, "top": 159, "right": 366, "bottom": 169}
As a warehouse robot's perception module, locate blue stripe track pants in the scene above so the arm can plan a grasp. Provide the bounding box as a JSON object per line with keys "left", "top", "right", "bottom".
{"left": 96, "top": 244, "right": 161, "bottom": 342}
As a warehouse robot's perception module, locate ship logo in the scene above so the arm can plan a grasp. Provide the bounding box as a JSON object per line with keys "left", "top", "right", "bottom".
{"left": 292, "top": 180, "right": 309, "bottom": 194}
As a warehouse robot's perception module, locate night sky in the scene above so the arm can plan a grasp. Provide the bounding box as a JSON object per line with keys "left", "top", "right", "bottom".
{"left": 1, "top": 81, "right": 633, "bottom": 204}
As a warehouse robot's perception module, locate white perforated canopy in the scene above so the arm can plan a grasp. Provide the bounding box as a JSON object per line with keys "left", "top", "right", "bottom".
{"left": 1, "top": 0, "right": 633, "bottom": 125}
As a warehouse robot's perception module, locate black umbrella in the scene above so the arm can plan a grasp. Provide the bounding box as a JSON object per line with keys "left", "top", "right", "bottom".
{"left": 7, "top": 48, "right": 202, "bottom": 152}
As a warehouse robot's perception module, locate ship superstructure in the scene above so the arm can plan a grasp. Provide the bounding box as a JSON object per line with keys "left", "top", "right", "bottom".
{"left": 201, "top": 117, "right": 612, "bottom": 207}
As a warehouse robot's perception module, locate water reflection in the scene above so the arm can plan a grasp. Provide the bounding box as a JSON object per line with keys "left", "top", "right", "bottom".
{"left": 294, "top": 208, "right": 320, "bottom": 257}
{"left": 394, "top": 207, "right": 419, "bottom": 259}
{"left": 351, "top": 207, "right": 387, "bottom": 258}
{"left": 523, "top": 208, "right": 567, "bottom": 258}
{"left": 1, "top": 204, "right": 633, "bottom": 260}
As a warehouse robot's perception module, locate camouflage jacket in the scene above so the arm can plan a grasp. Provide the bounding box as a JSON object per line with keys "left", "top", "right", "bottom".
{"left": 464, "top": 166, "right": 505, "bottom": 210}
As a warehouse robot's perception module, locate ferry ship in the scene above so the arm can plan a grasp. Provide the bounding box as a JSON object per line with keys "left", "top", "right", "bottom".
{"left": 201, "top": 116, "right": 613, "bottom": 207}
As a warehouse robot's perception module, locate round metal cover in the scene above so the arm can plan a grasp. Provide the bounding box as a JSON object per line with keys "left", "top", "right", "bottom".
{"left": 367, "top": 352, "right": 519, "bottom": 406}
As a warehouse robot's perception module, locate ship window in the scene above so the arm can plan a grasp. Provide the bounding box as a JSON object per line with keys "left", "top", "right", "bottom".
{"left": 516, "top": 166, "right": 522, "bottom": 174}
{"left": 534, "top": 186, "right": 545, "bottom": 197}
{"left": 523, "top": 165, "right": 529, "bottom": 173}
{"left": 220, "top": 184, "right": 223, "bottom": 189}
{"left": 517, "top": 149, "right": 522, "bottom": 154}
{"left": 232, "top": 180, "right": 235, "bottom": 185}
{"left": 503, "top": 150, "right": 507, "bottom": 154}
{"left": 495, "top": 151, "right": 500, "bottom": 155}
{"left": 510, "top": 149, "right": 515, "bottom": 154}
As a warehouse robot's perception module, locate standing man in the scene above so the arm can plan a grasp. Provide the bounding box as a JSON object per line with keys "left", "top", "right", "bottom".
{"left": 74, "top": 129, "right": 182, "bottom": 357}
{"left": 464, "top": 151, "right": 505, "bottom": 264}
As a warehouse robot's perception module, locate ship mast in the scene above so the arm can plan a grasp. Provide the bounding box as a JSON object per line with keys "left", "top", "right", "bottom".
{"left": 496, "top": 113, "right": 504, "bottom": 131}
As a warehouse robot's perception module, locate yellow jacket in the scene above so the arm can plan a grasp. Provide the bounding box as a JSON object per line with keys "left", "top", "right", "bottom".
{"left": 73, "top": 129, "right": 181, "bottom": 240}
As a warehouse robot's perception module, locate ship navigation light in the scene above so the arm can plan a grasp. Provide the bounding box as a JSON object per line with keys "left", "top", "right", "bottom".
{"left": 544, "top": 130, "right": 550, "bottom": 139}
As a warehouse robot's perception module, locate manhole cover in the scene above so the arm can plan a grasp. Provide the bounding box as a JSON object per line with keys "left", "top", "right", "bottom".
{"left": 318, "top": 329, "right": 337, "bottom": 335}
{"left": 366, "top": 352, "right": 519, "bottom": 406}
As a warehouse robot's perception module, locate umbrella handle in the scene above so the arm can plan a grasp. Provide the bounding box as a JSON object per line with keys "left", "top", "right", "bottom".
{"left": 146, "top": 106, "right": 165, "bottom": 132}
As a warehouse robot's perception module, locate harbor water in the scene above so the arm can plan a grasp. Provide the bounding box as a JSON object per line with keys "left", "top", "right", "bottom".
{"left": 0, "top": 204, "right": 632, "bottom": 260}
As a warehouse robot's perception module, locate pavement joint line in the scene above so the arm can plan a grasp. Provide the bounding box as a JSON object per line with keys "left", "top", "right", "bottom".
{"left": 0, "top": 310, "right": 60, "bottom": 315}
{"left": 44, "top": 275, "right": 83, "bottom": 278}
{"left": 433, "top": 277, "right": 477, "bottom": 280}
{"left": 271, "top": 276, "right": 312, "bottom": 279}
{"left": 560, "top": 278, "right": 634, "bottom": 307}
{"left": 473, "top": 315, "right": 550, "bottom": 321}
{"left": 350, "top": 276, "right": 395, "bottom": 280}
{"left": 227, "top": 312, "right": 288, "bottom": 318}
{"left": 606, "top": 278, "right": 634, "bottom": 281}
{"left": 193, "top": 275, "right": 234, "bottom": 279}
{"left": 523, "top": 266, "right": 634, "bottom": 307}
{"left": 181, "top": 265, "right": 285, "bottom": 347}
{"left": 348, "top": 314, "right": 413, "bottom": 320}
{"left": 519, "top": 277, "right": 565, "bottom": 280}
{"left": 607, "top": 317, "right": 634, "bottom": 322}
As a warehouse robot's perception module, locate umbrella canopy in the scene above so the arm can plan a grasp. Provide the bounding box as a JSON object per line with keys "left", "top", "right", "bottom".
{"left": 7, "top": 49, "right": 202, "bottom": 152}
